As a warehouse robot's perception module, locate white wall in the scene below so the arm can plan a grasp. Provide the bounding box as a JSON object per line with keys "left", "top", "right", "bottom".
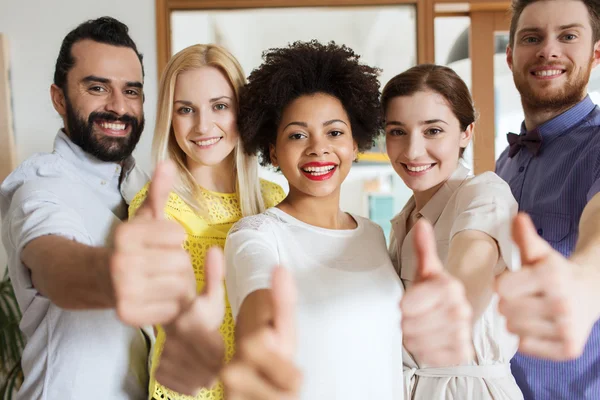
{"left": 0, "top": 0, "right": 158, "bottom": 273}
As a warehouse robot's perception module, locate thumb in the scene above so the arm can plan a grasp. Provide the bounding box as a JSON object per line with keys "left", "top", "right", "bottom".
{"left": 201, "top": 246, "right": 225, "bottom": 299}
{"left": 512, "top": 212, "right": 553, "bottom": 266}
{"left": 136, "top": 161, "right": 176, "bottom": 220}
{"left": 413, "top": 218, "right": 444, "bottom": 282}
{"left": 271, "top": 266, "right": 297, "bottom": 358}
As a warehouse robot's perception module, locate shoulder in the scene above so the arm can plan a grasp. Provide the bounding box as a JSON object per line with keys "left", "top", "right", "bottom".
{"left": 456, "top": 172, "right": 515, "bottom": 205}
{"left": 260, "top": 179, "right": 286, "bottom": 207}
{"left": 1, "top": 154, "right": 81, "bottom": 211}
{"left": 229, "top": 210, "right": 281, "bottom": 236}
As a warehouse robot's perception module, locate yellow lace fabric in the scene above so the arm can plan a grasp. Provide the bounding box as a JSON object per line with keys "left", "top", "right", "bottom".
{"left": 128, "top": 179, "right": 285, "bottom": 400}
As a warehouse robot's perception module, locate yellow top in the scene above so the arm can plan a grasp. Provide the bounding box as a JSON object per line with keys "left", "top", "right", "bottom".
{"left": 129, "top": 179, "right": 285, "bottom": 400}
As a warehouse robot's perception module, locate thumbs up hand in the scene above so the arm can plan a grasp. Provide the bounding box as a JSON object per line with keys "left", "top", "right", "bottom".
{"left": 401, "top": 219, "right": 473, "bottom": 366}
{"left": 496, "top": 213, "right": 597, "bottom": 360}
{"left": 222, "top": 267, "right": 302, "bottom": 400}
{"left": 154, "top": 247, "right": 227, "bottom": 395}
{"left": 111, "top": 161, "right": 196, "bottom": 326}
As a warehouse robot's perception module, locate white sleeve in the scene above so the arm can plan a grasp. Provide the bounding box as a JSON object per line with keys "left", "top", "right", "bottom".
{"left": 450, "top": 175, "right": 520, "bottom": 273}
{"left": 224, "top": 225, "right": 280, "bottom": 320}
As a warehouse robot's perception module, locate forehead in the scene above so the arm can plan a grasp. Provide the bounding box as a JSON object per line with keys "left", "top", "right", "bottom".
{"left": 68, "top": 39, "right": 143, "bottom": 84}
{"left": 280, "top": 93, "right": 349, "bottom": 123}
{"left": 386, "top": 91, "right": 454, "bottom": 120}
{"left": 174, "top": 66, "right": 234, "bottom": 99}
{"left": 516, "top": 0, "right": 592, "bottom": 32}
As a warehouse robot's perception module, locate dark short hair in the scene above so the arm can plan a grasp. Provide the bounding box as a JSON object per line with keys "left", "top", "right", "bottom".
{"left": 381, "top": 64, "right": 476, "bottom": 157}
{"left": 238, "top": 40, "right": 382, "bottom": 166}
{"left": 53, "top": 16, "right": 144, "bottom": 91}
{"left": 509, "top": 0, "right": 600, "bottom": 47}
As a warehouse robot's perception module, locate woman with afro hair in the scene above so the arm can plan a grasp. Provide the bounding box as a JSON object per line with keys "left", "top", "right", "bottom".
{"left": 220, "top": 41, "right": 473, "bottom": 400}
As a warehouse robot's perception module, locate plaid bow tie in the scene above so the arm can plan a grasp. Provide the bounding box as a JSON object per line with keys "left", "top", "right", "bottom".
{"left": 507, "top": 130, "right": 542, "bottom": 158}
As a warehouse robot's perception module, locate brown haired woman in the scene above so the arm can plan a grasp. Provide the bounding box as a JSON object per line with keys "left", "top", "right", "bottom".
{"left": 383, "top": 64, "right": 523, "bottom": 399}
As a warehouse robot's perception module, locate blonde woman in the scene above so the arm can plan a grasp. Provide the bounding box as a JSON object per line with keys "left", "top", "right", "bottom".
{"left": 129, "top": 44, "right": 285, "bottom": 400}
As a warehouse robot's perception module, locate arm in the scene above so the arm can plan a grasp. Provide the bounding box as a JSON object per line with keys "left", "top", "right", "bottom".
{"left": 571, "top": 192, "right": 600, "bottom": 279}
{"left": 22, "top": 236, "right": 114, "bottom": 309}
{"left": 446, "top": 230, "right": 498, "bottom": 322}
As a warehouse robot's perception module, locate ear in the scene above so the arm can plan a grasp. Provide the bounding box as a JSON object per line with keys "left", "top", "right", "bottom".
{"left": 506, "top": 45, "right": 514, "bottom": 71}
{"left": 269, "top": 143, "right": 279, "bottom": 168}
{"left": 353, "top": 140, "right": 358, "bottom": 161}
{"left": 592, "top": 40, "right": 600, "bottom": 69}
{"left": 460, "top": 122, "right": 474, "bottom": 149}
{"left": 50, "top": 84, "right": 67, "bottom": 117}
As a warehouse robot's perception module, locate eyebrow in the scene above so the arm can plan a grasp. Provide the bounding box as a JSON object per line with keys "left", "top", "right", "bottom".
{"left": 82, "top": 75, "right": 143, "bottom": 89}
{"left": 517, "top": 23, "right": 585, "bottom": 36}
{"left": 210, "top": 95, "right": 232, "bottom": 102}
{"left": 385, "top": 119, "right": 448, "bottom": 127}
{"left": 174, "top": 100, "right": 193, "bottom": 105}
{"left": 283, "top": 119, "right": 348, "bottom": 130}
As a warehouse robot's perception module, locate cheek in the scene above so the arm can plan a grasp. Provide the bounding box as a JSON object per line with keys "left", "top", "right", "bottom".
{"left": 433, "top": 139, "right": 460, "bottom": 165}
{"left": 171, "top": 116, "right": 192, "bottom": 142}
{"left": 386, "top": 137, "right": 402, "bottom": 159}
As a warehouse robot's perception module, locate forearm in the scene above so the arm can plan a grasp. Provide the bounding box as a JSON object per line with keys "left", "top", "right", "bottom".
{"left": 447, "top": 231, "right": 497, "bottom": 322}
{"left": 22, "top": 235, "right": 115, "bottom": 309}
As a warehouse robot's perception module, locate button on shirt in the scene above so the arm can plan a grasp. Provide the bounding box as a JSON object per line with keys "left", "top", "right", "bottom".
{"left": 496, "top": 95, "right": 600, "bottom": 399}
{"left": 0, "top": 130, "right": 151, "bottom": 400}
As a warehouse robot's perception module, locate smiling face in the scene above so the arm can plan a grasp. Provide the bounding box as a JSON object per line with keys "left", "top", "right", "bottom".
{"left": 270, "top": 93, "right": 357, "bottom": 199}
{"left": 51, "top": 39, "right": 145, "bottom": 162}
{"left": 385, "top": 90, "right": 472, "bottom": 197}
{"left": 507, "top": 0, "right": 600, "bottom": 112}
{"left": 171, "top": 66, "right": 239, "bottom": 171}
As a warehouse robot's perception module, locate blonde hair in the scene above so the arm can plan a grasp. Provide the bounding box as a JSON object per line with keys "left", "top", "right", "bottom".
{"left": 152, "top": 44, "right": 265, "bottom": 217}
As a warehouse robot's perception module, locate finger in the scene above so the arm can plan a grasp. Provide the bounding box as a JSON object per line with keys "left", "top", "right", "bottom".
{"left": 512, "top": 213, "right": 554, "bottom": 266}
{"left": 400, "top": 274, "right": 460, "bottom": 317}
{"left": 271, "top": 267, "right": 297, "bottom": 357}
{"left": 155, "top": 355, "right": 217, "bottom": 395}
{"left": 519, "top": 336, "right": 584, "bottom": 361}
{"left": 413, "top": 219, "right": 445, "bottom": 282}
{"left": 240, "top": 330, "right": 302, "bottom": 392}
{"left": 404, "top": 316, "right": 470, "bottom": 354}
{"left": 402, "top": 300, "right": 470, "bottom": 337}
{"left": 222, "top": 362, "right": 290, "bottom": 400}
{"left": 136, "top": 160, "right": 176, "bottom": 220}
{"left": 202, "top": 247, "right": 225, "bottom": 299}
{"left": 114, "top": 220, "right": 186, "bottom": 252}
{"left": 505, "top": 316, "right": 561, "bottom": 340}
{"left": 117, "top": 301, "right": 180, "bottom": 326}
{"left": 496, "top": 268, "right": 544, "bottom": 300}
{"left": 498, "top": 296, "right": 556, "bottom": 321}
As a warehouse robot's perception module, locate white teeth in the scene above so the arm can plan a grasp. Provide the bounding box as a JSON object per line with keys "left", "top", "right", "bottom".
{"left": 100, "top": 122, "right": 126, "bottom": 130}
{"left": 193, "top": 137, "right": 221, "bottom": 146}
{"left": 534, "top": 69, "right": 563, "bottom": 77}
{"left": 406, "top": 164, "right": 432, "bottom": 172}
{"left": 302, "top": 165, "right": 335, "bottom": 174}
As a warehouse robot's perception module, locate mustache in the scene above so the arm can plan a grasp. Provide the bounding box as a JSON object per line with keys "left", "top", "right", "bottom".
{"left": 88, "top": 112, "right": 139, "bottom": 126}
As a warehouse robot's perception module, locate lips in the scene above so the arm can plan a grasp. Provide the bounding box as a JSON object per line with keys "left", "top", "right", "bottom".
{"left": 300, "top": 162, "right": 338, "bottom": 181}
{"left": 191, "top": 136, "right": 223, "bottom": 148}
{"left": 95, "top": 120, "right": 130, "bottom": 137}
{"left": 402, "top": 163, "right": 436, "bottom": 176}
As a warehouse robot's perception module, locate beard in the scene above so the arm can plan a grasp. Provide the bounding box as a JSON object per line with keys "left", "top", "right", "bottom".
{"left": 64, "top": 94, "right": 145, "bottom": 162}
{"left": 513, "top": 58, "right": 592, "bottom": 114}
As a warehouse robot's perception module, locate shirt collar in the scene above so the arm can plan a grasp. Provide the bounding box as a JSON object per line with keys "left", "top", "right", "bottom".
{"left": 391, "top": 161, "right": 472, "bottom": 226}
{"left": 520, "top": 95, "right": 597, "bottom": 145}
{"left": 53, "top": 129, "right": 136, "bottom": 184}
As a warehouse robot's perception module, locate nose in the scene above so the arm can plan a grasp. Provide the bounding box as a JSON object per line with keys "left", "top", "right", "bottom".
{"left": 195, "top": 108, "right": 213, "bottom": 135}
{"left": 106, "top": 91, "right": 127, "bottom": 116}
{"left": 536, "top": 37, "right": 561, "bottom": 60}
{"left": 404, "top": 134, "right": 426, "bottom": 160}
{"left": 306, "top": 134, "right": 330, "bottom": 156}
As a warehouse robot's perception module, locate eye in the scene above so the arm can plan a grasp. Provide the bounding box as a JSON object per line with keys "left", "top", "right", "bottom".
{"left": 425, "top": 128, "right": 442, "bottom": 136}
{"left": 289, "top": 132, "right": 306, "bottom": 140}
{"left": 523, "top": 36, "right": 540, "bottom": 44}
{"left": 124, "top": 89, "right": 140, "bottom": 97}
{"left": 562, "top": 33, "right": 577, "bottom": 41}
{"left": 89, "top": 86, "right": 106, "bottom": 93}
{"left": 177, "top": 107, "right": 193, "bottom": 114}
{"left": 387, "top": 129, "right": 405, "bottom": 136}
{"left": 329, "top": 130, "right": 343, "bottom": 137}
{"left": 213, "top": 103, "right": 228, "bottom": 111}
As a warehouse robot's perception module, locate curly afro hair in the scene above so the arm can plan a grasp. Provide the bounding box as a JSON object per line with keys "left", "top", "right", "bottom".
{"left": 238, "top": 40, "right": 382, "bottom": 166}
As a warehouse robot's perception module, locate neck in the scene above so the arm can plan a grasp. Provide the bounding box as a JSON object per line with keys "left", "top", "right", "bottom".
{"left": 186, "top": 155, "right": 236, "bottom": 193}
{"left": 413, "top": 179, "right": 445, "bottom": 211}
{"left": 277, "top": 187, "right": 353, "bottom": 230}
{"left": 522, "top": 95, "right": 585, "bottom": 131}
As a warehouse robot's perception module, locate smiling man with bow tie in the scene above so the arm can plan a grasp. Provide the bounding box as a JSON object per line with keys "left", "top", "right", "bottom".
{"left": 494, "top": 0, "right": 600, "bottom": 399}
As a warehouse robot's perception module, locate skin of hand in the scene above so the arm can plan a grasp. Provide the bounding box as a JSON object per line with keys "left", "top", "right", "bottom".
{"left": 496, "top": 212, "right": 600, "bottom": 360}
{"left": 154, "top": 247, "right": 227, "bottom": 395}
{"left": 221, "top": 267, "right": 303, "bottom": 400}
{"left": 401, "top": 219, "right": 474, "bottom": 366}
{"left": 111, "top": 160, "right": 197, "bottom": 326}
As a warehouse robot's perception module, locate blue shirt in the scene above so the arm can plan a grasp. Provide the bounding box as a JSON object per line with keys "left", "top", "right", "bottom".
{"left": 496, "top": 95, "right": 600, "bottom": 400}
